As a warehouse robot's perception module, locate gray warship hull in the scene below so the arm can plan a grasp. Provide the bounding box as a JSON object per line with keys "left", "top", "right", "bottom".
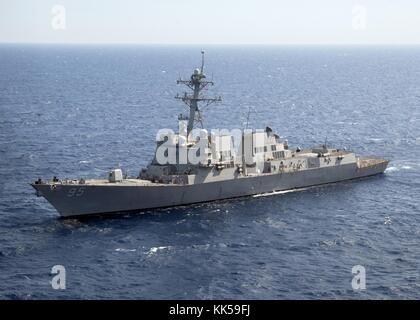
{"left": 31, "top": 52, "right": 390, "bottom": 218}
{"left": 32, "top": 158, "right": 388, "bottom": 218}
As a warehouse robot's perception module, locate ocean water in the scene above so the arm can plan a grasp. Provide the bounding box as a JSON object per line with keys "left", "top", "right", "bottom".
{"left": 0, "top": 45, "right": 419, "bottom": 299}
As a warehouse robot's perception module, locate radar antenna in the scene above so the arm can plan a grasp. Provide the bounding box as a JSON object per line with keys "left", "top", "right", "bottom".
{"left": 200, "top": 49, "right": 205, "bottom": 74}
{"left": 245, "top": 106, "right": 251, "bottom": 129}
{"left": 175, "top": 50, "right": 222, "bottom": 135}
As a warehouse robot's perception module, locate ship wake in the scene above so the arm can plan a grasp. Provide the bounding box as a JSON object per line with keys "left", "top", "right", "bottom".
{"left": 252, "top": 187, "right": 311, "bottom": 198}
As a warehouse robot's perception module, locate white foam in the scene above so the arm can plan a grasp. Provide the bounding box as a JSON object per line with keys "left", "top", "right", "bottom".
{"left": 115, "top": 248, "right": 136, "bottom": 252}
{"left": 385, "top": 165, "right": 413, "bottom": 173}
{"left": 253, "top": 187, "right": 310, "bottom": 198}
{"left": 265, "top": 217, "right": 287, "bottom": 229}
{"left": 79, "top": 160, "right": 92, "bottom": 164}
{"left": 146, "top": 246, "right": 171, "bottom": 256}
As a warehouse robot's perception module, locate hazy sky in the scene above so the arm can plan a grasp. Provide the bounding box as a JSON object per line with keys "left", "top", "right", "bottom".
{"left": 1, "top": 0, "right": 419, "bottom": 44}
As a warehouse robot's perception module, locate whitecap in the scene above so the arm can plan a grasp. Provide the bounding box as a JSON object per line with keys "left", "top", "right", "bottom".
{"left": 146, "top": 246, "right": 171, "bottom": 256}
{"left": 79, "top": 160, "right": 92, "bottom": 164}
{"left": 265, "top": 217, "right": 287, "bottom": 229}
{"left": 115, "top": 248, "right": 136, "bottom": 252}
{"left": 191, "top": 244, "right": 210, "bottom": 250}
{"left": 320, "top": 239, "right": 337, "bottom": 247}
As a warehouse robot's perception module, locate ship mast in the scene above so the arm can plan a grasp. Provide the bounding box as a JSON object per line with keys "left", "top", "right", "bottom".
{"left": 175, "top": 50, "right": 221, "bottom": 135}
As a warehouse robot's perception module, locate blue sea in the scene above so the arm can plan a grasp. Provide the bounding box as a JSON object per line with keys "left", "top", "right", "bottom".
{"left": 0, "top": 45, "right": 419, "bottom": 299}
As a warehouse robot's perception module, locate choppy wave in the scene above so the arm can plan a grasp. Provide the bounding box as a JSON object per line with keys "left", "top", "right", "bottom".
{"left": 79, "top": 160, "right": 93, "bottom": 164}
{"left": 146, "top": 246, "right": 172, "bottom": 256}
{"left": 115, "top": 248, "right": 136, "bottom": 252}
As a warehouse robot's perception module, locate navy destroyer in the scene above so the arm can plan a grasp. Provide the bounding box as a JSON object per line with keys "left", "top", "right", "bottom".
{"left": 32, "top": 51, "right": 389, "bottom": 217}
